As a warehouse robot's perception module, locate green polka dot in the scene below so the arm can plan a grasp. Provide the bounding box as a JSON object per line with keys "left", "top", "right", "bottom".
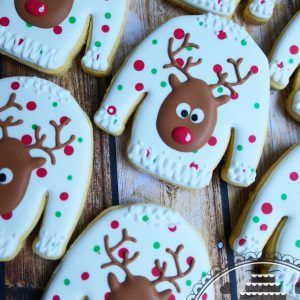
{"left": 161, "top": 81, "right": 167, "bottom": 88}
{"left": 241, "top": 40, "right": 247, "bottom": 46}
{"left": 152, "top": 39, "right": 158, "bottom": 45}
{"left": 251, "top": 168, "right": 255, "bottom": 173}
{"left": 281, "top": 193, "right": 287, "bottom": 200}
{"left": 295, "top": 240, "right": 300, "bottom": 248}
{"left": 193, "top": 150, "right": 198, "bottom": 154}
{"left": 117, "top": 85, "right": 123, "bottom": 91}
{"left": 105, "top": 12, "right": 112, "bottom": 19}
{"left": 186, "top": 279, "right": 192, "bottom": 286}
{"left": 289, "top": 58, "right": 294, "bottom": 64}
{"left": 151, "top": 68, "right": 157, "bottom": 75}
{"left": 186, "top": 46, "right": 193, "bottom": 51}
{"left": 52, "top": 102, "right": 58, "bottom": 107}
{"left": 217, "top": 87, "right": 224, "bottom": 93}
{"left": 67, "top": 175, "right": 73, "bottom": 181}
{"left": 26, "top": 22, "right": 32, "bottom": 27}
{"left": 253, "top": 216, "right": 260, "bottom": 223}
{"left": 55, "top": 211, "right": 62, "bottom": 218}
{"left": 78, "top": 137, "right": 83, "bottom": 143}
{"left": 142, "top": 215, "right": 149, "bottom": 222}
{"left": 93, "top": 245, "right": 101, "bottom": 253}
{"left": 201, "top": 272, "right": 207, "bottom": 278}
{"left": 95, "top": 41, "right": 101, "bottom": 47}
{"left": 64, "top": 279, "right": 71, "bottom": 286}
{"left": 199, "top": 22, "right": 204, "bottom": 26}
{"left": 153, "top": 242, "right": 160, "bottom": 249}
{"left": 254, "top": 102, "right": 260, "bottom": 109}
{"left": 237, "top": 145, "right": 243, "bottom": 151}
{"left": 32, "top": 124, "right": 37, "bottom": 130}
{"left": 69, "top": 16, "right": 76, "bottom": 24}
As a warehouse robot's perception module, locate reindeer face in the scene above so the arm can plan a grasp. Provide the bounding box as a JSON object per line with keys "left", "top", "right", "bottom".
{"left": 0, "top": 138, "right": 45, "bottom": 214}
{"left": 157, "top": 76, "right": 219, "bottom": 152}
{"left": 14, "top": 0, "right": 74, "bottom": 28}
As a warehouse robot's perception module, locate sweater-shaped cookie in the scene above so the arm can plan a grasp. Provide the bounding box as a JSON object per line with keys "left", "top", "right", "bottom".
{"left": 269, "top": 11, "right": 300, "bottom": 122}
{"left": 43, "top": 203, "right": 214, "bottom": 300}
{"left": 94, "top": 14, "right": 270, "bottom": 189}
{"left": 230, "top": 144, "right": 300, "bottom": 298}
{"left": 0, "top": 0, "right": 129, "bottom": 76}
{"left": 166, "top": 0, "right": 276, "bottom": 23}
{"left": 0, "top": 77, "right": 93, "bottom": 260}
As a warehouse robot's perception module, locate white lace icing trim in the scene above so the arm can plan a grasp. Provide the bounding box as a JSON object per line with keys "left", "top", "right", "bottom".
{"left": 240, "top": 292, "right": 286, "bottom": 296}
{"left": 94, "top": 105, "right": 121, "bottom": 134}
{"left": 227, "top": 161, "right": 256, "bottom": 186}
{"left": 0, "top": 230, "right": 20, "bottom": 259}
{"left": 246, "top": 282, "right": 280, "bottom": 287}
{"left": 270, "top": 61, "right": 293, "bottom": 87}
{"left": 292, "top": 90, "right": 300, "bottom": 117}
{"left": 249, "top": 0, "right": 276, "bottom": 19}
{"left": 82, "top": 46, "right": 109, "bottom": 72}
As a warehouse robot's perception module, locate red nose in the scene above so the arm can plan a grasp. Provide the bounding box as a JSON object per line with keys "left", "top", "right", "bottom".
{"left": 26, "top": 0, "right": 48, "bottom": 17}
{"left": 172, "top": 127, "right": 194, "bottom": 144}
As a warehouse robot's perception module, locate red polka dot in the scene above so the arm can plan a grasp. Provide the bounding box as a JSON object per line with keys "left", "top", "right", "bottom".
{"left": 11, "top": 82, "right": 20, "bottom": 90}
{"left": 102, "top": 25, "right": 110, "bottom": 33}
{"left": 168, "top": 225, "right": 177, "bottom": 232}
{"left": 290, "top": 45, "right": 299, "bottom": 55}
{"left": 81, "top": 272, "right": 89, "bottom": 280}
{"left": 152, "top": 266, "right": 161, "bottom": 277}
{"left": 174, "top": 28, "right": 185, "bottom": 39}
{"left": 260, "top": 224, "right": 268, "bottom": 231}
{"left": 239, "top": 238, "right": 246, "bottom": 246}
{"left": 168, "top": 295, "right": 176, "bottom": 300}
{"left": 107, "top": 105, "right": 117, "bottom": 115}
{"left": 135, "top": 83, "right": 144, "bottom": 91}
{"left": 250, "top": 66, "right": 259, "bottom": 74}
{"left": 104, "top": 292, "right": 111, "bottom": 300}
{"left": 134, "top": 60, "right": 145, "bottom": 71}
{"left": 53, "top": 26, "right": 62, "bottom": 35}
{"left": 248, "top": 135, "right": 256, "bottom": 143}
{"left": 1, "top": 212, "right": 12, "bottom": 220}
{"left": 261, "top": 202, "right": 273, "bottom": 215}
{"left": 111, "top": 220, "right": 119, "bottom": 229}
{"left": 202, "top": 293, "right": 208, "bottom": 300}
{"left": 26, "top": 101, "right": 37, "bottom": 111}
{"left": 213, "top": 64, "right": 222, "bottom": 73}
{"left": 0, "top": 17, "right": 10, "bottom": 27}
{"left": 21, "top": 134, "right": 32, "bottom": 145}
{"left": 60, "top": 192, "right": 69, "bottom": 201}
{"left": 217, "top": 30, "right": 227, "bottom": 40}
{"left": 37, "top": 168, "right": 47, "bottom": 178}
{"left": 230, "top": 92, "right": 239, "bottom": 100}
{"left": 53, "top": 296, "right": 60, "bottom": 300}
{"left": 175, "top": 58, "right": 184, "bottom": 67}
{"left": 186, "top": 256, "right": 194, "bottom": 265}
{"left": 290, "top": 172, "right": 299, "bottom": 181}
{"left": 64, "top": 145, "right": 74, "bottom": 156}
{"left": 60, "top": 116, "right": 69, "bottom": 124}
{"left": 208, "top": 136, "right": 217, "bottom": 146}
{"left": 118, "top": 247, "right": 128, "bottom": 259}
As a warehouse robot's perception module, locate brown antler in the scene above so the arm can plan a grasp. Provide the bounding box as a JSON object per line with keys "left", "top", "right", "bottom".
{"left": 101, "top": 229, "right": 139, "bottom": 278}
{"left": 152, "top": 244, "right": 195, "bottom": 293}
{"left": 210, "top": 58, "right": 254, "bottom": 96}
{"left": 28, "top": 118, "right": 76, "bottom": 165}
{"left": 164, "top": 33, "right": 202, "bottom": 79}
{"left": 0, "top": 116, "right": 23, "bottom": 138}
{"left": 0, "top": 93, "right": 23, "bottom": 113}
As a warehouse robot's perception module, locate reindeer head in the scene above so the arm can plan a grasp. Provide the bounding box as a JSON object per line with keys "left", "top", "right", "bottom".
{"left": 102, "top": 229, "right": 195, "bottom": 300}
{"left": 14, "top": 0, "right": 74, "bottom": 29}
{"left": 0, "top": 93, "right": 75, "bottom": 214}
{"left": 156, "top": 33, "right": 255, "bottom": 152}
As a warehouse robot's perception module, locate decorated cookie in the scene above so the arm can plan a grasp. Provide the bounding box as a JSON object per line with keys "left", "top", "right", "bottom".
{"left": 244, "top": 0, "right": 276, "bottom": 24}
{"left": 43, "top": 203, "right": 214, "bottom": 300}
{"left": 230, "top": 144, "right": 300, "bottom": 298}
{"left": 269, "top": 11, "right": 300, "bottom": 122}
{"left": 94, "top": 14, "right": 270, "bottom": 189}
{"left": 0, "top": 0, "right": 129, "bottom": 76}
{"left": 0, "top": 77, "right": 93, "bottom": 260}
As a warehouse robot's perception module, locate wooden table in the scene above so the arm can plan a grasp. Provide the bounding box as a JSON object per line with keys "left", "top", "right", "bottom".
{"left": 1, "top": 0, "right": 299, "bottom": 299}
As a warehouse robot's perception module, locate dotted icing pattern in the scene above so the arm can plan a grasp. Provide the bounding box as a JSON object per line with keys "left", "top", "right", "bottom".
{"left": 43, "top": 204, "right": 214, "bottom": 300}
{"left": 0, "top": 77, "right": 92, "bottom": 260}
{"left": 94, "top": 14, "right": 270, "bottom": 189}
{"left": 231, "top": 144, "right": 300, "bottom": 298}
{"left": 0, "top": 0, "right": 128, "bottom": 74}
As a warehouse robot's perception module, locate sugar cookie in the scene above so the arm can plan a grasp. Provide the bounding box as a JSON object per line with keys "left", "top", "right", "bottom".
{"left": 230, "top": 144, "right": 300, "bottom": 298}
{"left": 0, "top": 76, "right": 93, "bottom": 260}
{"left": 43, "top": 203, "right": 214, "bottom": 300}
{"left": 94, "top": 14, "right": 270, "bottom": 189}
{"left": 0, "top": 0, "right": 129, "bottom": 76}
{"left": 244, "top": 0, "right": 276, "bottom": 24}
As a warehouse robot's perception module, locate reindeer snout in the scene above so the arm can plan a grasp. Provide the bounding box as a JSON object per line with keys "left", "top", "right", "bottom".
{"left": 26, "top": 0, "right": 48, "bottom": 17}
{"left": 172, "top": 127, "right": 194, "bottom": 144}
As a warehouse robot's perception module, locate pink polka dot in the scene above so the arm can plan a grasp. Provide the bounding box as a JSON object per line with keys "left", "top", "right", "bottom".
{"left": 37, "top": 168, "right": 47, "bottom": 178}
{"left": 261, "top": 202, "right": 273, "bottom": 215}
{"left": 239, "top": 238, "right": 246, "bottom": 246}
{"left": 186, "top": 256, "right": 194, "bottom": 265}
{"left": 1, "top": 212, "right": 12, "bottom": 220}
{"left": 217, "top": 30, "right": 227, "bottom": 40}
{"left": 21, "top": 134, "right": 32, "bottom": 145}
{"left": 168, "top": 295, "right": 176, "bottom": 300}
{"left": 53, "top": 296, "right": 60, "bottom": 300}
{"left": 26, "top": 101, "right": 37, "bottom": 111}
{"left": 64, "top": 145, "right": 74, "bottom": 156}
{"left": 134, "top": 60, "right": 145, "bottom": 71}
{"left": 60, "top": 192, "right": 69, "bottom": 201}
{"left": 290, "top": 172, "right": 299, "bottom": 181}
{"left": 118, "top": 247, "right": 128, "bottom": 259}
{"left": 104, "top": 292, "right": 111, "bottom": 300}
{"left": 175, "top": 58, "right": 184, "bottom": 67}
{"left": 290, "top": 45, "right": 299, "bottom": 55}
{"left": 53, "top": 26, "right": 62, "bottom": 35}
{"left": 260, "top": 224, "right": 268, "bottom": 231}
{"left": 168, "top": 225, "right": 177, "bottom": 232}
{"left": 81, "top": 272, "right": 90, "bottom": 280}
{"left": 208, "top": 136, "right": 217, "bottom": 146}
{"left": 152, "top": 266, "right": 161, "bottom": 277}
{"left": 11, "top": 82, "right": 20, "bottom": 90}
{"left": 174, "top": 28, "right": 185, "bottom": 39}
{"left": 111, "top": 220, "right": 119, "bottom": 229}
{"left": 0, "top": 17, "right": 10, "bottom": 27}
{"left": 102, "top": 25, "right": 110, "bottom": 33}
{"left": 135, "top": 83, "right": 144, "bottom": 91}
{"left": 60, "top": 116, "right": 69, "bottom": 124}
{"left": 202, "top": 293, "right": 208, "bottom": 300}
{"left": 248, "top": 135, "right": 256, "bottom": 143}
{"left": 107, "top": 105, "right": 117, "bottom": 115}
{"left": 250, "top": 66, "right": 259, "bottom": 74}
{"left": 213, "top": 64, "right": 222, "bottom": 73}
{"left": 230, "top": 92, "right": 239, "bottom": 100}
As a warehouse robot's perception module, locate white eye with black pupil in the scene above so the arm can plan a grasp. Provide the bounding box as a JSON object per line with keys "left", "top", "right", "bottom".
{"left": 190, "top": 108, "right": 205, "bottom": 124}
{"left": 176, "top": 103, "right": 191, "bottom": 119}
{"left": 0, "top": 168, "right": 13, "bottom": 185}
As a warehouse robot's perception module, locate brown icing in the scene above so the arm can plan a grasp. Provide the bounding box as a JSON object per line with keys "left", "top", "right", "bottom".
{"left": 14, "top": 0, "right": 74, "bottom": 29}
{"left": 102, "top": 229, "right": 195, "bottom": 300}
{"left": 156, "top": 33, "right": 254, "bottom": 153}
{"left": 0, "top": 93, "right": 75, "bottom": 214}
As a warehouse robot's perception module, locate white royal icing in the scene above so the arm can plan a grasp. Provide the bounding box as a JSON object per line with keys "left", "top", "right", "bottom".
{"left": 0, "top": 77, "right": 93, "bottom": 260}
{"left": 248, "top": 0, "right": 276, "bottom": 20}
{"left": 42, "top": 203, "right": 214, "bottom": 300}
{"left": 270, "top": 11, "right": 300, "bottom": 88}
{"left": 231, "top": 144, "right": 300, "bottom": 298}
{"left": 0, "top": 0, "right": 128, "bottom": 74}
{"left": 94, "top": 14, "right": 270, "bottom": 189}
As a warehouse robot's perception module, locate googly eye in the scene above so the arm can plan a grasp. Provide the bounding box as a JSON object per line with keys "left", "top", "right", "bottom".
{"left": 176, "top": 103, "right": 191, "bottom": 119}
{"left": 0, "top": 168, "right": 13, "bottom": 185}
{"left": 190, "top": 108, "right": 205, "bottom": 124}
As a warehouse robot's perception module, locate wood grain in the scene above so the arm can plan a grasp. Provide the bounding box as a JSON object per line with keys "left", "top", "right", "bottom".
{"left": 1, "top": 0, "right": 299, "bottom": 299}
